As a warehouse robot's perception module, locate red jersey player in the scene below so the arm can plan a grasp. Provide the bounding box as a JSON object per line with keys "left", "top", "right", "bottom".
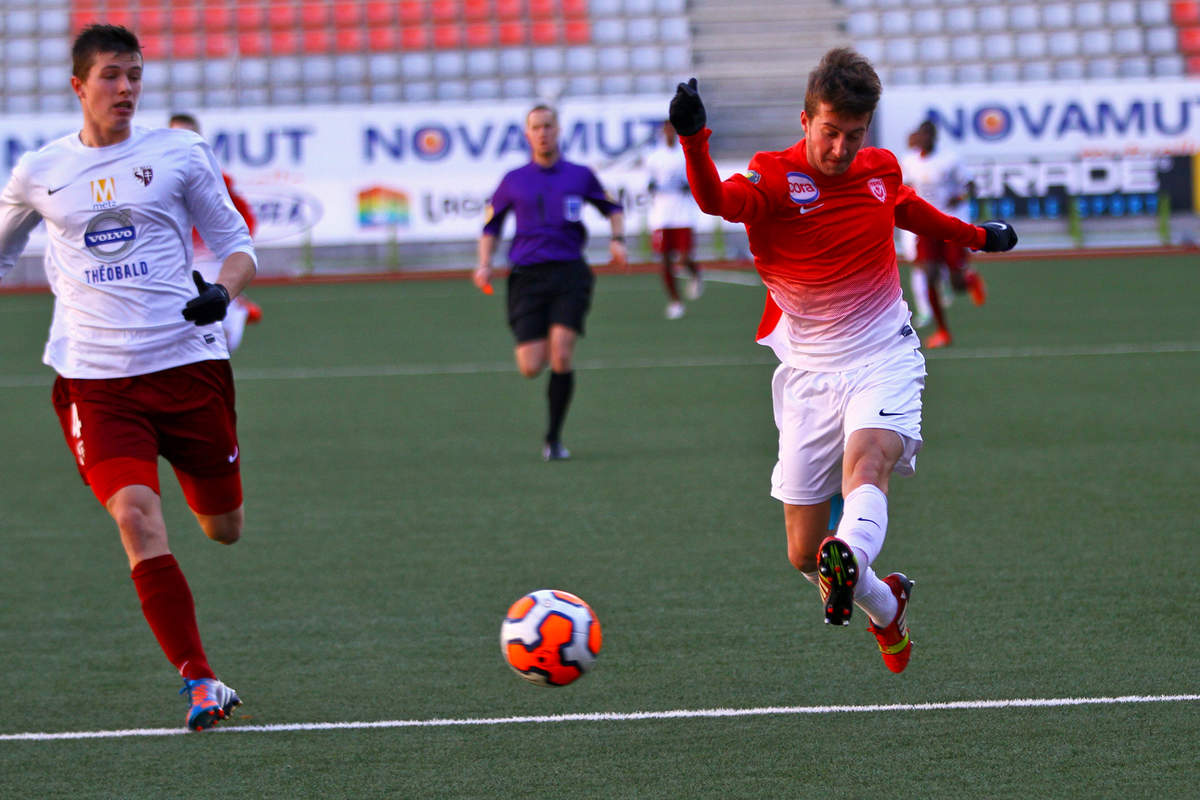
{"left": 669, "top": 49, "right": 1016, "bottom": 672}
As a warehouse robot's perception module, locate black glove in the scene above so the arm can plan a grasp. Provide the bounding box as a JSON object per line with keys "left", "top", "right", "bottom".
{"left": 182, "top": 270, "right": 230, "bottom": 325}
{"left": 669, "top": 77, "right": 706, "bottom": 137}
{"left": 979, "top": 219, "right": 1018, "bottom": 252}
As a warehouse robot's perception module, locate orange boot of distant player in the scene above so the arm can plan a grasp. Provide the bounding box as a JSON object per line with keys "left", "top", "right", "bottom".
{"left": 963, "top": 269, "right": 986, "bottom": 306}
{"left": 925, "top": 328, "right": 952, "bottom": 349}
{"left": 239, "top": 296, "right": 263, "bottom": 323}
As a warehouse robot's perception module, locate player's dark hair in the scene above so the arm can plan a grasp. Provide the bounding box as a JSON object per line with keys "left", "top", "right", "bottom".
{"left": 917, "top": 119, "right": 938, "bottom": 148}
{"left": 804, "top": 47, "right": 881, "bottom": 119}
{"left": 168, "top": 112, "right": 201, "bottom": 132}
{"left": 72, "top": 24, "right": 141, "bottom": 81}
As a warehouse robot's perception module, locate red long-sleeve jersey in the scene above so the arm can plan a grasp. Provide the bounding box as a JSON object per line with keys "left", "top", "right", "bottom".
{"left": 681, "top": 129, "right": 985, "bottom": 370}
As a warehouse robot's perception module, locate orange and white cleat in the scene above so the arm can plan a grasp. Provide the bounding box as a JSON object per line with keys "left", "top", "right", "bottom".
{"left": 925, "top": 328, "right": 952, "bottom": 349}
{"left": 867, "top": 573, "right": 914, "bottom": 674}
{"left": 238, "top": 296, "right": 263, "bottom": 324}
{"left": 817, "top": 536, "right": 857, "bottom": 626}
{"left": 180, "top": 677, "right": 241, "bottom": 731}
{"left": 965, "top": 270, "right": 987, "bottom": 306}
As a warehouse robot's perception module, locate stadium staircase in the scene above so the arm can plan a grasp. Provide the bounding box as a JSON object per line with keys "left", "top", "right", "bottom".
{"left": 687, "top": 0, "right": 849, "bottom": 160}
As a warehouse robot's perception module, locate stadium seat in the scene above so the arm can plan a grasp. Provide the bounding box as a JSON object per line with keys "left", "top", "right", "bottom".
{"left": 1048, "top": 30, "right": 1081, "bottom": 56}
{"left": 1075, "top": 1, "right": 1105, "bottom": 26}
{"left": 363, "top": 1, "right": 395, "bottom": 25}
{"left": 944, "top": 7, "right": 974, "bottom": 32}
{"left": 1156, "top": 53, "right": 1185, "bottom": 73}
{"left": 1041, "top": 3, "right": 1072, "bottom": 28}
{"left": 468, "top": 79, "right": 501, "bottom": 99}
{"left": 466, "top": 49, "right": 497, "bottom": 75}
{"left": 1108, "top": 1, "right": 1138, "bottom": 25}
{"left": 337, "top": 28, "right": 366, "bottom": 50}
{"left": 855, "top": 38, "right": 884, "bottom": 63}
{"left": 433, "top": 24, "right": 464, "bottom": 48}
{"left": 628, "top": 17, "right": 658, "bottom": 42}
{"left": 977, "top": 6, "right": 1007, "bottom": 29}
{"left": 495, "top": 0, "right": 523, "bottom": 20}
{"left": 662, "top": 43, "right": 689, "bottom": 70}
{"left": 270, "top": 30, "right": 301, "bottom": 55}
{"left": 1172, "top": 1, "right": 1200, "bottom": 25}
{"left": 506, "top": 77, "right": 536, "bottom": 99}
{"left": 531, "top": 20, "right": 561, "bottom": 45}
{"left": 140, "top": 35, "right": 168, "bottom": 60}
{"left": 238, "top": 31, "right": 269, "bottom": 57}
{"left": 465, "top": 22, "right": 495, "bottom": 47}
{"left": 956, "top": 63, "right": 987, "bottom": 84}
{"left": 565, "top": 19, "right": 592, "bottom": 44}
{"left": 566, "top": 76, "right": 600, "bottom": 96}
{"left": 1185, "top": 54, "right": 1200, "bottom": 72}
{"left": 885, "top": 37, "right": 916, "bottom": 63}
{"left": 1118, "top": 56, "right": 1151, "bottom": 76}
{"left": 333, "top": 2, "right": 364, "bottom": 27}
{"left": 267, "top": 3, "right": 300, "bottom": 30}
{"left": 498, "top": 20, "right": 527, "bottom": 45}
{"left": 395, "top": 1, "right": 423, "bottom": 24}
{"left": 1086, "top": 58, "right": 1118, "bottom": 78}
{"left": 912, "top": 8, "right": 943, "bottom": 34}
{"left": 532, "top": 48, "right": 564, "bottom": 73}
{"left": 137, "top": 6, "right": 168, "bottom": 35}
{"left": 1146, "top": 26, "right": 1179, "bottom": 52}
{"left": 591, "top": 0, "right": 623, "bottom": 16}
{"left": 922, "top": 65, "right": 954, "bottom": 84}
{"left": 1114, "top": 28, "right": 1144, "bottom": 52}
{"left": 989, "top": 62, "right": 1019, "bottom": 82}
{"left": 660, "top": 17, "right": 688, "bottom": 42}
{"left": 565, "top": 46, "right": 596, "bottom": 72}
{"left": 1180, "top": 25, "right": 1200, "bottom": 52}
{"left": 1009, "top": 4, "right": 1039, "bottom": 29}
{"left": 431, "top": 0, "right": 461, "bottom": 22}
{"left": 498, "top": 48, "right": 529, "bottom": 73}
{"left": 655, "top": 0, "right": 687, "bottom": 11}
{"left": 881, "top": 9, "right": 912, "bottom": 35}
{"left": 1140, "top": 0, "right": 1171, "bottom": 25}
{"left": 434, "top": 51, "right": 466, "bottom": 77}
{"left": 982, "top": 32, "right": 1014, "bottom": 60}
{"left": 1015, "top": 31, "right": 1047, "bottom": 58}
{"left": 171, "top": 33, "right": 200, "bottom": 59}
{"left": 236, "top": 3, "right": 267, "bottom": 29}
{"left": 529, "top": 0, "right": 556, "bottom": 20}
{"left": 303, "top": 29, "right": 333, "bottom": 53}
{"left": 1020, "top": 61, "right": 1053, "bottom": 81}
{"left": 1081, "top": 29, "right": 1113, "bottom": 55}
{"left": 201, "top": 3, "right": 234, "bottom": 32}
{"left": 846, "top": 12, "right": 879, "bottom": 36}
{"left": 463, "top": 0, "right": 491, "bottom": 21}
{"left": 206, "top": 35, "right": 234, "bottom": 58}
{"left": 597, "top": 45, "right": 625, "bottom": 71}
{"left": 630, "top": 45, "right": 661, "bottom": 71}
{"left": 563, "top": 0, "right": 590, "bottom": 17}
{"left": 918, "top": 36, "right": 949, "bottom": 62}
{"left": 593, "top": 19, "right": 625, "bottom": 43}
{"left": 950, "top": 34, "right": 981, "bottom": 61}
{"left": 301, "top": 3, "right": 332, "bottom": 28}
{"left": 395, "top": 26, "right": 426, "bottom": 50}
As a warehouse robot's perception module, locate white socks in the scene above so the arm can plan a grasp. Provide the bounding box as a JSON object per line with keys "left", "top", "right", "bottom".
{"left": 224, "top": 298, "right": 250, "bottom": 352}
{"left": 835, "top": 484, "right": 897, "bottom": 627}
{"left": 910, "top": 268, "right": 932, "bottom": 318}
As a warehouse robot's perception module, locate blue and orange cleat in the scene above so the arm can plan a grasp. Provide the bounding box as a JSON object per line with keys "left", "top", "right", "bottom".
{"left": 180, "top": 677, "right": 241, "bottom": 731}
{"left": 867, "top": 573, "right": 915, "bottom": 674}
{"left": 817, "top": 536, "right": 857, "bottom": 626}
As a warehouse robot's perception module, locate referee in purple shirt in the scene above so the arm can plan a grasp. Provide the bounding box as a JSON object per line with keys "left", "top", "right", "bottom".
{"left": 475, "top": 104, "right": 627, "bottom": 461}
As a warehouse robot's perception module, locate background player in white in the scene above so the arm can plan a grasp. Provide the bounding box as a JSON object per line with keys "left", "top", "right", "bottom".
{"left": 0, "top": 25, "right": 255, "bottom": 730}
{"left": 645, "top": 120, "right": 703, "bottom": 319}
{"left": 168, "top": 111, "right": 262, "bottom": 351}
{"left": 900, "top": 120, "right": 986, "bottom": 348}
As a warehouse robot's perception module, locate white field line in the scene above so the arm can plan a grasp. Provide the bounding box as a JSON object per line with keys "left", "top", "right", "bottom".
{"left": 2, "top": 694, "right": 1196, "bottom": 742}
{"left": 0, "top": 342, "right": 1197, "bottom": 389}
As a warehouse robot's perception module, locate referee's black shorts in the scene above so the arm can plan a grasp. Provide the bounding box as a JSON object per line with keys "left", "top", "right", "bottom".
{"left": 506, "top": 259, "right": 595, "bottom": 343}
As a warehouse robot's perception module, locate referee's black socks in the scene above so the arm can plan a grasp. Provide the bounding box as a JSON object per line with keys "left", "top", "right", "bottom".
{"left": 546, "top": 370, "right": 575, "bottom": 444}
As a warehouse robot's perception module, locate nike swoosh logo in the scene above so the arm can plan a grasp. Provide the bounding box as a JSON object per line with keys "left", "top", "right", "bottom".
{"left": 798, "top": 203, "right": 824, "bottom": 215}
{"left": 47, "top": 184, "right": 70, "bottom": 195}
{"left": 857, "top": 517, "right": 880, "bottom": 528}
{"left": 878, "top": 410, "right": 904, "bottom": 416}
{"left": 227, "top": 446, "right": 239, "bottom": 463}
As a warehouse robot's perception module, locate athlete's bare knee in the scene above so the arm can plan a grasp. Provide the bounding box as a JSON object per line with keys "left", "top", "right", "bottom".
{"left": 518, "top": 362, "right": 544, "bottom": 379}
{"left": 787, "top": 544, "right": 818, "bottom": 573}
{"left": 199, "top": 509, "right": 242, "bottom": 545}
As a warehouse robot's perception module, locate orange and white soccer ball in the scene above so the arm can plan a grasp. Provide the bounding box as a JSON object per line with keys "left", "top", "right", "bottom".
{"left": 500, "top": 589, "right": 602, "bottom": 687}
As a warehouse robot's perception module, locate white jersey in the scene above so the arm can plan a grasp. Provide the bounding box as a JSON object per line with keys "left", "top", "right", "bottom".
{"left": 0, "top": 126, "right": 256, "bottom": 378}
{"left": 899, "top": 147, "right": 970, "bottom": 218}
{"left": 645, "top": 143, "right": 696, "bottom": 230}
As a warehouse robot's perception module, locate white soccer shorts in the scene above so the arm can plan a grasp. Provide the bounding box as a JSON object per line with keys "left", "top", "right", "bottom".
{"left": 769, "top": 346, "right": 927, "bottom": 506}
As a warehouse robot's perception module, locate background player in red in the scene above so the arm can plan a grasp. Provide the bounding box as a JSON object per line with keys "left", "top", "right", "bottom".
{"left": 0, "top": 25, "right": 255, "bottom": 729}
{"left": 900, "top": 120, "right": 987, "bottom": 348}
{"left": 169, "top": 111, "right": 263, "bottom": 352}
{"left": 669, "top": 49, "right": 1016, "bottom": 672}
{"left": 646, "top": 120, "right": 703, "bottom": 319}
{"left": 474, "top": 105, "right": 627, "bottom": 461}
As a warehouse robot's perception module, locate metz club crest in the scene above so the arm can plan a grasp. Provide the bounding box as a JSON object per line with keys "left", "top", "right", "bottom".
{"left": 133, "top": 166, "right": 153, "bottom": 187}
{"left": 868, "top": 177, "right": 886, "bottom": 203}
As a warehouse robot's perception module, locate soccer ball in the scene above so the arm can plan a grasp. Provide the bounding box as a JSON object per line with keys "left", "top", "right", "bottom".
{"left": 500, "top": 589, "right": 602, "bottom": 687}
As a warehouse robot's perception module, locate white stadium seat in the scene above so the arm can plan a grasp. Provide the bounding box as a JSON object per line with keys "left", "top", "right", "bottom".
{"left": 466, "top": 50, "right": 498, "bottom": 76}
{"left": 1020, "top": 61, "right": 1053, "bottom": 81}
{"left": 630, "top": 45, "right": 661, "bottom": 71}
{"left": 592, "top": 20, "right": 625, "bottom": 44}
{"left": 846, "top": 12, "right": 879, "bottom": 37}
{"left": 944, "top": 7, "right": 975, "bottom": 31}
{"left": 982, "top": 32, "right": 1015, "bottom": 60}
{"left": 1015, "top": 32, "right": 1047, "bottom": 58}
{"left": 1081, "top": 29, "right": 1113, "bottom": 56}
{"left": 1145, "top": 26, "right": 1179, "bottom": 53}
{"left": 564, "top": 47, "right": 596, "bottom": 73}
{"left": 532, "top": 48, "right": 564, "bottom": 73}
{"left": 369, "top": 84, "right": 403, "bottom": 103}
{"left": 1053, "top": 59, "right": 1085, "bottom": 79}
{"left": 370, "top": 54, "right": 403, "bottom": 81}
{"left": 1107, "top": 1, "right": 1138, "bottom": 25}
{"left": 1048, "top": 30, "right": 1081, "bottom": 56}
{"left": 1118, "top": 56, "right": 1151, "bottom": 77}
{"left": 467, "top": 77, "right": 499, "bottom": 98}
{"left": 955, "top": 63, "right": 988, "bottom": 83}
{"left": 1074, "top": 2, "right": 1105, "bottom": 27}
{"left": 499, "top": 49, "right": 530, "bottom": 74}
{"left": 913, "top": 8, "right": 943, "bottom": 34}
{"left": 1138, "top": 0, "right": 1171, "bottom": 25}
{"left": 662, "top": 45, "right": 690, "bottom": 71}
{"left": 403, "top": 83, "right": 434, "bottom": 102}
{"left": 1086, "top": 58, "right": 1118, "bottom": 79}
{"left": 660, "top": 17, "right": 689, "bottom": 42}
{"left": 400, "top": 54, "right": 431, "bottom": 79}
{"left": 1113, "top": 28, "right": 1144, "bottom": 53}
{"left": 923, "top": 64, "right": 955, "bottom": 83}
{"left": 1010, "top": 4, "right": 1040, "bottom": 29}
{"left": 856, "top": 38, "right": 885, "bottom": 63}
{"left": 989, "top": 62, "right": 1020, "bottom": 82}
{"left": 976, "top": 6, "right": 1008, "bottom": 29}
{"left": 884, "top": 37, "right": 917, "bottom": 63}
{"left": 918, "top": 36, "right": 950, "bottom": 62}
{"left": 502, "top": 77, "right": 534, "bottom": 97}
{"left": 627, "top": 17, "right": 659, "bottom": 43}
{"left": 436, "top": 81, "right": 468, "bottom": 101}
{"left": 433, "top": 52, "right": 466, "bottom": 78}
{"left": 566, "top": 76, "right": 599, "bottom": 95}
{"left": 950, "top": 34, "right": 983, "bottom": 61}
{"left": 597, "top": 46, "right": 626, "bottom": 71}
{"left": 5, "top": 38, "right": 37, "bottom": 64}
{"left": 1041, "top": 3, "right": 1073, "bottom": 28}
{"left": 1153, "top": 54, "right": 1185, "bottom": 75}
{"left": 881, "top": 10, "right": 913, "bottom": 35}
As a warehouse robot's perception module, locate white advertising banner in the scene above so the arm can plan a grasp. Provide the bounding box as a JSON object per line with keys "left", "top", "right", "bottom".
{"left": 879, "top": 79, "right": 1200, "bottom": 160}
{"left": 0, "top": 97, "right": 714, "bottom": 251}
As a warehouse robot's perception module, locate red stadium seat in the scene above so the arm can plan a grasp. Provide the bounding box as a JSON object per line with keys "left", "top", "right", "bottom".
{"left": 139, "top": 34, "right": 168, "bottom": 60}
{"left": 137, "top": 7, "right": 168, "bottom": 35}
{"left": 369, "top": 26, "right": 403, "bottom": 50}
{"left": 235, "top": 3, "right": 267, "bottom": 29}
{"left": 301, "top": 3, "right": 332, "bottom": 28}
{"left": 337, "top": 27, "right": 366, "bottom": 50}
{"left": 238, "top": 30, "right": 269, "bottom": 56}
{"left": 206, "top": 35, "right": 234, "bottom": 58}
{"left": 529, "top": 0, "right": 556, "bottom": 20}
{"left": 267, "top": 3, "right": 300, "bottom": 30}
{"left": 270, "top": 30, "right": 301, "bottom": 54}
{"left": 464, "top": 0, "right": 492, "bottom": 21}
{"left": 431, "top": 0, "right": 462, "bottom": 22}
{"left": 464, "top": 21, "right": 496, "bottom": 47}
{"left": 564, "top": 18, "right": 590, "bottom": 44}
{"left": 203, "top": 3, "right": 235, "bottom": 33}
{"left": 1172, "top": 1, "right": 1200, "bottom": 25}
{"left": 498, "top": 20, "right": 526, "bottom": 45}
{"left": 333, "top": 2, "right": 364, "bottom": 26}
{"left": 433, "top": 23, "right": 463, "bottom": 48}
{"left": 172, "top": 33, "right": 200, "bottom": 59}
{"left": 531, "top": 19, "right": 560, "bottom": 44}
{"left": 169, "top": 4, "right": 203, "bottom": 33}
{"left": 562, "top": 0, "right": 589, "bottom": 17}
{"left": 397, "top": 1, "right": 425, "bottom": 24}
{"left": 495, "top": 0, "right": 523, "bottom": 20}
{"left": 1180, "top": 26, "right": 1200, "bottom": 53}
{"left": 303, "top": 29, "right": 333, "bottom": 53}
{"left": 1187, "top": 55, "right": 1200, "bottom": 73}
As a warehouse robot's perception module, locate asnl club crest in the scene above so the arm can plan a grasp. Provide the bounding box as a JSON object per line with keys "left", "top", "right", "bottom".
{"left": 868, "top": 177, "right": 887, "bottom": 203}
{"left": 133, "top": 166, "right": 153, "bottom": 186}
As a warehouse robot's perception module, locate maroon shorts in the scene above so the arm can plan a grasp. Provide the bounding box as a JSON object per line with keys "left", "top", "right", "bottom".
{"left": 915, "top": 236, "right": 968, "bottom": 273}
{"left": 51, "top": 360, "right": 242, "bottom": 514}
{"left": 652, "top": 227, "right": 693, "bottom": 255}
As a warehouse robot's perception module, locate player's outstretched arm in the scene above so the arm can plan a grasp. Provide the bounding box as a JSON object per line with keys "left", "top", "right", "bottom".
{"left": 669, "top": 78, "right": 706, "bottom": 137}
{"left": 669, "top": 78, "right": 761, "bottom": 222}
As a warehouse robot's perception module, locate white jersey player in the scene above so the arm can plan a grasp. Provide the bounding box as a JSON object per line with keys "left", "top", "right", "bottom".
{"left": 0, "top": 24, "right": 254, "bottom": 731}
{"left": 645, "top": 121, "right": 702, "bottom": 319}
